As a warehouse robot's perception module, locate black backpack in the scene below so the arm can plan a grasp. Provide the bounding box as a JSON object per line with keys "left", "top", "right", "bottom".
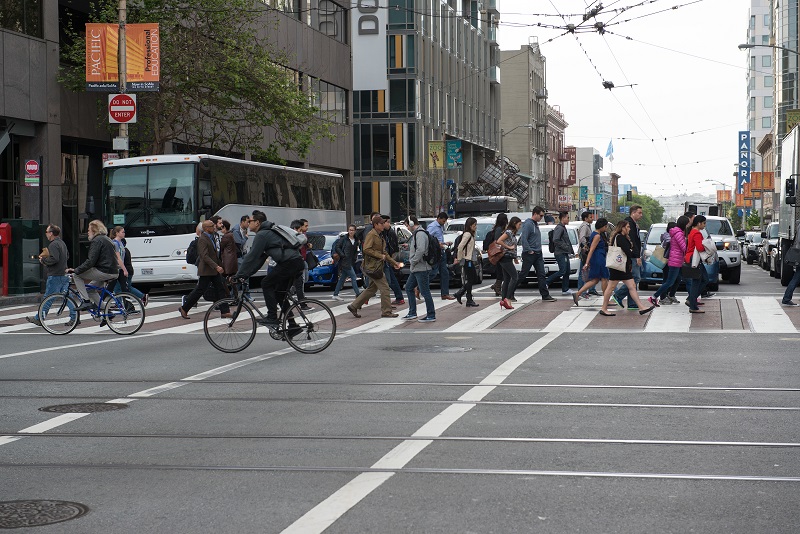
{"left": 453, "top": 233, "right": 463, "bottom": 254}
{"left": 185, "top": 237, "right": 199, "bottom": 265}
{"left": 547, "top": 229, "right": 555, "bottom": 253}
{"left": 414, "top": 229, "right": 442, "bottom": 266}
{"left": 483, "top": 228, "right": 496, "bottom": 251}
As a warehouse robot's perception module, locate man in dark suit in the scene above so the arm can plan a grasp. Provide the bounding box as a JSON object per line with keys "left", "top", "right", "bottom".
{"left": 179, "top": 220, "right": 230, "bottom": 319}
{"left": 612, "top": 205, "right": 644, "bottom": 309}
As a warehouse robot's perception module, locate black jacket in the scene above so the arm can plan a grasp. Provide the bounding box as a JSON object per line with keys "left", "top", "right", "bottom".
{"left": 380, "top": 228, "right": 399, "bottom": 256}
{"left": 334, "top": 236, "right": 359, "bottom": 269}
{"left": 75, "top": 235, "right": 118, "bottom": 276}
{"left": 625, "top": 216, "right": 642, "bottom": 258}
{"left": 236, "top": 222, "right": 302, "bottom": 278}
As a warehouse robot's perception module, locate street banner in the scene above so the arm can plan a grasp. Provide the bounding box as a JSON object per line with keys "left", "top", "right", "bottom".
{"left": 738, "top": 130, "right": 750, "bottom": 192}
{"left": 428, "top": 141, "right": 444, "bottom": 170}
{"left": 716, "top": 189, "right": 732, "bottom": 203}
{"left": 787, "top": 109, "right": 800, "bottom": 132}
{"left": 86, "top": 23, "right": 160, "bottom": 91}
{"left": 579, "top": 186, "right": 588, "bottom": 201}
{"left": 446, "top": 140, "right": 463, "bottom": 169}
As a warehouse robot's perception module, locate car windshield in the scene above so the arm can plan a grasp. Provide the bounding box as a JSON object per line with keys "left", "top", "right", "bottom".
{"left": 704, "top": 219, "right": 733, "bottom": 236}
{"left": 746, "top": 232, "right": 763, "bottom": 243}
{"left": 307, "top": 234, "right": 338, "bottom": 251}
{"left": 647, "top": 225, "right": 667, "bottom": 244}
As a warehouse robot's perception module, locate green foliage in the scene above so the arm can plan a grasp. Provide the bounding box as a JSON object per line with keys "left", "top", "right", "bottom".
{"left": 727, "top": 204, "right": 743, "bottom": 230}
{"left": 745, "top": 211, "right": 761, "bottom": 230}
{"left": 605, "top": 211, "right": 626, "bottom": 226}
{"left": 59, "top": 0, "right": 334, "bottom": 159}
{"left": 618, "top": 194, "right": 665, "bottom": 229}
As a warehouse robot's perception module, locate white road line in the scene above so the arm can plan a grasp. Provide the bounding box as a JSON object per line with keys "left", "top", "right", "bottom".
{"left": 0, "top": 333, "right": 161, "bottom": 360}
{"left": 345, "top": 300, "right": 458, "bottom": 334}
{"left": 741, "top": 296, "right": 797, "bottom": 333}
{"left": 280, "top": 331, "right": 561, "bottom": 534}
{"left": 542, "top": 308, "right": 596, "bottom": 333}
{"left": 644, "top": 302, "right": 692, "bottom": 333}
{"left": 443, "top": 297, "right": 534, "bottom": 332}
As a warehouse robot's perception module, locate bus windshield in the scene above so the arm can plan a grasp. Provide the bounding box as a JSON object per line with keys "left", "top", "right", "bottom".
{"left": 106, "top": 163, "right": 196, "bottom": 230}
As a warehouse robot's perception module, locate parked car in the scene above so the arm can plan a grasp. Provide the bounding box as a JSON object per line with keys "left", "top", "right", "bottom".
{"left": 393, "top": 224, "right": 461, "bottom": 287}
{"left": 304, "top": 232, "right": 362, "bottom": 289}
{"left": 759, "top": 221, "right": 780, "bottom": 275}
{"left": 743, "top": 231, "right": 764, "bottom": 265}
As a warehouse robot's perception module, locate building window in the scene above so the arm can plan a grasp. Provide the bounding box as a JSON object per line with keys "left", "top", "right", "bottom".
{"left": 267, "top": 0, "right": 300, "bottom": 19}
{"left": 749, "top": 118, "right": 755, "bottom": 131}
{"left": 762, "top": 55, "right": 771, "bottom": 67}
{"left": 750, "top": 97, "right": 756, "bottom": 111}
{"left": 311, "top": 78, "right": 348, "bottom": 124}
{"left": 764, "top": 14, "right": 770, "bottom": 27}
{"left": 765, "top": 76, "right": 774, "bottom": 87}
{"left": 765, "top": 96, "right": 773, "bottom": 108}
{"left": 0, "top": 0, "right": 42, "bottom": 37}
{"left": 311, "top": 0, "right": 347, "bottom": 43}
{"left": 750, "top": 15, "right": 755, "bottom": 30}
{"left": 762, "top": 35, "right": 770, "bottom": 45}
{"left": 762, "top": 116, "right": 771, "bottom": 129}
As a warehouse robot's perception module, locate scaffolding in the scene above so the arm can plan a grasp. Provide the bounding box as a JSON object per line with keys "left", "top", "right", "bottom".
{"left": 459, "top": 154, "right": 529, "bottom": 205}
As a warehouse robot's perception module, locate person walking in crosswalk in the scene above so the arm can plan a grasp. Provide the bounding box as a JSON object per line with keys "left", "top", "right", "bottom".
{"left": 573, "top": 218, "right": 612, "bottom": 312}
{"left": 602, "top": 221, "right": 654, "bottom": 317}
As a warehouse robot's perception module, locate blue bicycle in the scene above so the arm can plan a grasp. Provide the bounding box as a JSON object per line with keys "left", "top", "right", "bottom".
{"left": 38, "top": 275, "right": 146, "bottom": 335}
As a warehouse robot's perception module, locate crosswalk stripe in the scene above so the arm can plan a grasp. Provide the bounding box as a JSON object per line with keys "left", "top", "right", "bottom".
{"left": 741, "top": 296, "right": 798, "bottom": 333}
{"left": 443, "top": 298, "right": 534, "bottom": 332}
{"left": 644, "top": 303, "right": 692, "bottom": 333}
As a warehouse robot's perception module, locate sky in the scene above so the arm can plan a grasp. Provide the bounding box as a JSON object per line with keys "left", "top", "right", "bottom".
{"left": 496, "top": 0, "right": 750, "bottom": 199}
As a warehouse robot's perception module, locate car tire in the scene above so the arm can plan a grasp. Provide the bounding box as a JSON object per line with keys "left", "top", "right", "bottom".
{"left": 726, "top": 265, "right": 741, "bottom": 285}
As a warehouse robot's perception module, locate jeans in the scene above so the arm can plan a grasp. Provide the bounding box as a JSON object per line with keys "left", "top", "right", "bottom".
{"left": 37, "top": 275, "right": 74, "bottom": 321}
{"left": 783, "top": 265, "right": 800, "bottom": 302}
{"left": 499, "top": 258, "right": 518, "bottom": 300}
{"left": 545, "top": 253, "right": 571, "bottom": 292}
{"left": 384, "top": 263, "right": 404, "bottom": 300}
{"left": 614, "top": 261, "right": 642, "bottom": 307}
{"left": 114, "top": 274, "right": 144, "bottom": 300}
{"left": 405, "top": 270, "right": 435, "bottom": 318}
{"left": 517, "top": 251, "right": 551, "bottom": 298}
{"left": 653, "top": 266, "right": 681, "bottom": 300}
{"left": 687, "top": 263, "right": 709, "bottom": 310}
{"left": 430, "top": 253, "right": 450, "bottom": 296}
{"left": 260, "top": 258, "right": 305, "bottom": 320}
{"left": 333, "top": 265, "right": 361, "bottom": 297}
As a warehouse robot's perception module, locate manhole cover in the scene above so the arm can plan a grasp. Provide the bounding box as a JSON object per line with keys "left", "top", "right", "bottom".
{"left": 0, "top": 500, "right": 89, "bottom": 529}
{"left": 384, "top": 346, "right": 473, "bottom": 353}
{"left": 39, "top": 403, "right": 127, "bottom": 413}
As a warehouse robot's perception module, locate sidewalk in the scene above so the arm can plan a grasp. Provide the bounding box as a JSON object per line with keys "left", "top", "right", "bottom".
{"left": 0, "top": 293, "right": 42, "bottom": 307}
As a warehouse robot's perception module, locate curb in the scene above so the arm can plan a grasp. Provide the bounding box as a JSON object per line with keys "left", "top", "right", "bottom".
{"left": 0, "top": 294, "right": 42, "bottom": 307}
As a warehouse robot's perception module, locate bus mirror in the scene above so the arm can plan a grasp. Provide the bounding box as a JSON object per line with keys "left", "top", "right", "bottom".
{"left": 201, "top": 190, "right": 212, "bottom": 209}
{"left": 787, "top": 177, "right": 796, "bottom": 205}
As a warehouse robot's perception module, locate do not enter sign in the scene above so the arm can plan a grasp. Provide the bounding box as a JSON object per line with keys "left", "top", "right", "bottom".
{"left": 108, "top": 94, "right": 137, "bottom": 124}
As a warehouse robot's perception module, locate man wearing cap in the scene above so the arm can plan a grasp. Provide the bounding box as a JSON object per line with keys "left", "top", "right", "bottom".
{"left": 348, "top": 215, "right": 404, "bottom": 318}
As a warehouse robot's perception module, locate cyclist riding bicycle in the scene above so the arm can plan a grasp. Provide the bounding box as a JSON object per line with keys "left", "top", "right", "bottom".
{"left": 67, "top": 220, "right": 120, "bottom": 311}
{"left": 235, "top": 210, "right": 306, "bottom": 328}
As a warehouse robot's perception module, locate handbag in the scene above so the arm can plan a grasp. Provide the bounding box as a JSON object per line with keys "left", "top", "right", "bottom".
{"left": 648, "top": 245, "right": 667, "bottom": 270}
{"left": 681, "top": 262, "right": 703, "bottom": 279}
{"left": 306, "top": 253, "right": 320, "bottom": 270}
{"left": 487, "top": 241, "right": 504, "bottom": 265}
{"left": 606, "top": 237, "right": 627, "bottom": 272}
{"left": 361, "top": 255, "right": 384, "bottom": 279}
{"left": 464, "top": 261, "right": 482, "bottom": 285}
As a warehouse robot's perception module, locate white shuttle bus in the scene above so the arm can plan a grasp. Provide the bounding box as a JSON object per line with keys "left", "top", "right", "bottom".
{"left": 102, "top": 154, "right": 347, "bottom": 286}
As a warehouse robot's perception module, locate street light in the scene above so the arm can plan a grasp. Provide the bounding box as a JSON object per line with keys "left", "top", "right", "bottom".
{"left": 738, "top": 43, "right": 800, "bottom": 55}
{"left": 499, "top": 124, "right": 533, "bottom": 197}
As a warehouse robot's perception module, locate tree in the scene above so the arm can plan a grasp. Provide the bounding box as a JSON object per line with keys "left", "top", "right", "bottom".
{"left": 60, "top": 0, "right": 334, "bottom": 161}
{"left": 620, "top": 193, "right": 665, "bottom": 229}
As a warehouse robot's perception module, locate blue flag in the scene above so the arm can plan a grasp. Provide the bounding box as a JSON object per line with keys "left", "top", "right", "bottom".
{"left": 606, "top": 139, "right": 614, "bottom": 161}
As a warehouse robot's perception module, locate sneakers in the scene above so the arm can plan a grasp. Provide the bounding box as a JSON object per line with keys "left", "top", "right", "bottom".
{"left": 627, "top": 305, "right": 640, "bottom": 311}
{"left": 26, "top": 316, "right": 41, "bottom": 326}
{"left": 401, "top": 314, "right": 418, "bottom": 321}
{"left": 391, "top": 299, "right": 406, "bottom": 305}
{"left": 782, "top": 300, "right": 799, "bottom": 306}
{"left": 572, "top": 293, "right": 580, "bottom": 307}
{"left": 541, "top": 296, "right": 556, "bottom": 302}
{"left": 611, "top": 295, "right": 623, "bottom": 308}
{"left": 331, "top": 295, "right": 344, "bottom": 301}
{"left": 418, "top": 316, "right": 436, "bottom": 323}
{"left": 299, "top": 303, "right": 314, "bottom": 312}
{"left": 660, "top": 296, "right": 674, "bottom": 305}
{"left": 381, "top": 312, "right": 399, "bottom": 318}
{"left": 561, "top": 290, "right": 574, "bottom": 295}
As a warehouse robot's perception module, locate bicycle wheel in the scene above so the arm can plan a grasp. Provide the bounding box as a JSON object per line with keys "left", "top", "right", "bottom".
{"left": 283, "top": 298, "right": 336, "bottom": 354}
{"left": 38, "top": 294, "right": 80, "bottom": 335}
{"left": 204, "top": 298, "right": 256, "bottom": 353}
{"left": 104, "top": 293, "right": 146, "bottom": 335}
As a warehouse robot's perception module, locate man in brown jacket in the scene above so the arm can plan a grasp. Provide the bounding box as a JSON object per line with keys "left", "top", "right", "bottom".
{"left": 179, "top": 220, "right": 230, "bottom": 319}
{"left": 348, "top": 215, "right": 404, "bottom": 318}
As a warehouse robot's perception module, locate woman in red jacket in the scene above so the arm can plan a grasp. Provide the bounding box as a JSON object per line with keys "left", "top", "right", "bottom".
{"left": 684, "top": 215, "right": 707, "bottom": 313}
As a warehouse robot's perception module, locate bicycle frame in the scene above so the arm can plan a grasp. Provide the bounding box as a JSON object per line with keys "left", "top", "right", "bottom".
{"left": 55, "top": 278, "right": 133, "bottom": 320}
{"left": 229, "top": 280, "right": 304, "bottom": 330}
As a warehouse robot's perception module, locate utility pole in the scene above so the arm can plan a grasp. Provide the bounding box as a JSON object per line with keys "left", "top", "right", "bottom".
{"left": 118, "top": 0, "right": 129, "bottom": 158}
{"left": 499, "top": 128, "right": 505, "bottom": 197}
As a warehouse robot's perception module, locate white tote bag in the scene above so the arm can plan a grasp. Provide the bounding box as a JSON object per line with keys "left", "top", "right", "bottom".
{"left": 606, "top": 236, "right": 627, "bottom": 272}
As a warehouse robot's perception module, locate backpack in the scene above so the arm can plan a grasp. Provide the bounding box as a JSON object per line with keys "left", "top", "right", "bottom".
{"left": 331, "top": 235, "right": 344, "bottom": 259}
{"left": 270, "top": 224, "right": 307, "bottom": 250}
{"left": 483, "top": 229, "right": 496, "bottom": 251}
{"left": 453, "top": 233, "right": 463, "bottom": 254}
{"left": 547, "top": 229, "right": 555, "bottom": 253}
{"left": 185, "top": 237, "right": 199, "bottom": 265}
{"left": 414, "top": 229, "right": 442, "bottom": 266}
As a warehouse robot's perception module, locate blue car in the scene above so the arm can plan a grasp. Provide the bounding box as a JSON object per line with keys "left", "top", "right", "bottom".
{"left": 640, "top": 224, "right": 719, "bottom": 291}
{"left": 304, "top": 232, "right": 362, "bottom": 289}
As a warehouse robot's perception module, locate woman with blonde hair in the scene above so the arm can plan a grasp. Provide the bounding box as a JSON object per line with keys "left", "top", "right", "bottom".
{"left": 600, "top": 220, "right": 654, "bottom": 317}
{"left": 66, "top": 219, "right": 119, "bottom": 310}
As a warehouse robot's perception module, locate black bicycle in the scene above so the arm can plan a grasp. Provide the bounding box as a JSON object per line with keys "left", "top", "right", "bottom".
{"left": 38, "top": 275, "right": 146, "bottom": 335}
{"left": 203, "top": 279, "right": 336, "bottom": 354}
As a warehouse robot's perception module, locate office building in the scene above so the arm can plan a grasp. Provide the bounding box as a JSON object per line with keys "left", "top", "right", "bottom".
{"left": 744, "top": 0, "right": 774, "bottom": 173}
{"left": 547, "top": 104, "right": 568, "bottom": 209}
{"left": 352, "top": 0, "right": 501, "bottom": 219}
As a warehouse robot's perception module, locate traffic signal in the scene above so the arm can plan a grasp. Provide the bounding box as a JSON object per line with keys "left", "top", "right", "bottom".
{"left": 626, "top": 190, "right": 633, "bottom": 201}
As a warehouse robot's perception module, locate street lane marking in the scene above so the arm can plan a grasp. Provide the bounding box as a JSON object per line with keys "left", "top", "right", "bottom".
{"left": 280, "top": 331, "right": 561, "bottom": 534}
{"left": 443, "top": 298, "right": 533, "bottom": 332}
{"left": 741, "top": 296, "right": 797, "bottom": 333}
{"left": 543, "top": 308, "right": 597, "bottom": 332}
{"left": 644, "top": 302, "right": 692, "bottom": 332}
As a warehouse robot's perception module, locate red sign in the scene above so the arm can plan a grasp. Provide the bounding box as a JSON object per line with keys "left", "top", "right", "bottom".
{"left": 25, "top": 160, "right": 39, "bottom": 175}
{"left": 108, "top": 94, "right": 137, "bottom": 123}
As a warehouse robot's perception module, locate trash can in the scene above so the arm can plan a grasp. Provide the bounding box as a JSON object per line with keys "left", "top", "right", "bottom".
{"left": 0, "top": 219, "right": 43, "bottom": 295}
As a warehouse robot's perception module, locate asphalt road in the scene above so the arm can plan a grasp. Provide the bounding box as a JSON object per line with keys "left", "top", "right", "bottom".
{"left": 1, "top": 262, "right": 799, "bottom": 533}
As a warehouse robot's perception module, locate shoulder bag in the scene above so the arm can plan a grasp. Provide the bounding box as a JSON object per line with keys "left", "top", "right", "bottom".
{"left": 606, "top": 236, "right": 627, "bottom": 272}
{"left": 487, "top": 241, "right": 504, "bottom": 266}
